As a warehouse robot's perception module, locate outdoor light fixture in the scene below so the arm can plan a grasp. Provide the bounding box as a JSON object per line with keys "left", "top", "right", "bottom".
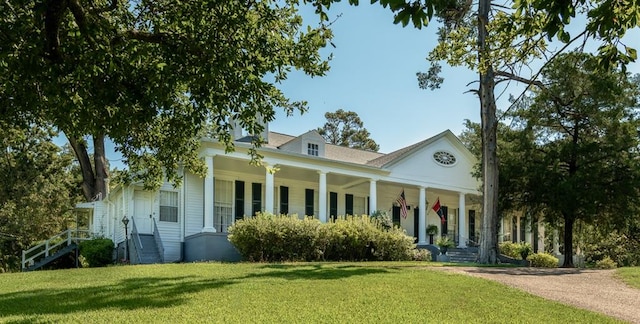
{"left": 122, "top": 216, "right": 130, "bottom": 263}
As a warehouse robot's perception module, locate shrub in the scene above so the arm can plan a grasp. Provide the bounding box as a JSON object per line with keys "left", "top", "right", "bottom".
{"left": 79, "top": 238, "right": 114, "bottom": 267}
{"left": 499, "top": 242, "right": 521, "bottom": 259}
{"left": 228, "top": 213, "right": 417, "bottom": 262}
{"left": 370, "top": 210, "right": 393, "bottom": 231}
{"left": 595, "top": 256, "right": 617, "bottom": 269}
{"left": 517, "top": 242, "right": 533, "bottom": 260}
{"left": 582, "top": 227, "right": 640, "bottom": 267}
{"left": 527, "top": 253, "right": 558, "bottom": 268}
{"left": 412, "top": 248, "right": 431, "bottom": 261}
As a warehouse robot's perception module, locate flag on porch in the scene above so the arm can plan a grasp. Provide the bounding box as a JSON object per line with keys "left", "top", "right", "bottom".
{"left": 432, "top": 197, "right": 445, "bottom": 224}
{"left": 396, "top": 189, "right": 408, "bottom": 219}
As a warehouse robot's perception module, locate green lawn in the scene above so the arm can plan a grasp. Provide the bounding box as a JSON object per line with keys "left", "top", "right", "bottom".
{"left": 0, "top": 262, "right": 623, "bottom": 323}
{"left": 617, "top": 267, "right": 640, "bottom": 289}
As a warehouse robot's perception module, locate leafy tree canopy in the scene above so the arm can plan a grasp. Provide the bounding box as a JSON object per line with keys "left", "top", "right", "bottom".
{"left": 317, "top": 109, "right": 380, "bottom": 151}
{"left": 0, "top": 0, "right": 335, "bottom": 199}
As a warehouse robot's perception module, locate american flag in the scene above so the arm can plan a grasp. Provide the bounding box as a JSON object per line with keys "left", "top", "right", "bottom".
{"left": 396, "top": 189, "right": 408, "bottom": 219}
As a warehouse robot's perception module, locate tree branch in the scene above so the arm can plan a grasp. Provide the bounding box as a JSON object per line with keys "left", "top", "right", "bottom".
{"left": 495, "top": 70, "right": 546, "bottom": 89}
{"left": 90, "top": 0, "right": 118, "bottom": 14}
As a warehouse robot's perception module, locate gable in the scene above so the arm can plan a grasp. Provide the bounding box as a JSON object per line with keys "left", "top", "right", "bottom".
{"left": 385, "top": 134, "right": 479, "bottom": 191}
{"left": 278, "top": 130, "right": 326, "bottom": 157}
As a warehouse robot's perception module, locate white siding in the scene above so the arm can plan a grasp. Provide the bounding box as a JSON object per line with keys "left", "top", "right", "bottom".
{"left": 185, "top": 173, "right": 204, "bottom": 236}
{"left": 157, "top": 182, "right": 181, "bottom": 262}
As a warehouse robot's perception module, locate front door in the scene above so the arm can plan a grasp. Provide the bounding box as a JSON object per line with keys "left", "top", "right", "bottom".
{"left": 134, "top": 190, "right": 153, "bottom": 234}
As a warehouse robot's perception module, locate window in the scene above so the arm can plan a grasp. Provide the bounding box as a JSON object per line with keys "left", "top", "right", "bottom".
{"left": 214, "top": 179, "right": 233, "bottom": 232}
{"left": 307, "top": 143, "right": 319, "bottom": 156}
{"left": 159, "top": 191, "right": 178, "bottom": 222}
{"left": 235, "top": 181, "right": 245, "bottom": 221}
{"left": 305, "top": 189, "right": 314, "bottom": 216}
{"left": 279, "top": 186, "right": 289, "bottom": 215}
{"left": 433, "top": 151, "right": 457, "bottom": 166}
{"left": 345, "top": 194, "right": 354, "bottom": 215}
{"left": 329, "top": 192, "right": 338, "bottom": 221}
{"left": 252, "top": 183, "right": 262, "bottom": 216}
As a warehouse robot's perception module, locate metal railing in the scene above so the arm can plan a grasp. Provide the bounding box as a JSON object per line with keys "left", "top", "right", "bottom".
{"left": 129, "top": 218, "right": 143, "bottom": 264}
{"left": 152, "top": 218, "right": 164, "bottom": 263}
{"left": 21, "top": 229, "right": 91, "bottom": 271}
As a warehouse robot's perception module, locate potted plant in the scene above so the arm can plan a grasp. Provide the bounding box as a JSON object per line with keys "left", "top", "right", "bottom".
{"left": 436, "top": 236, "right": 455, "bottom": 255}
{"left": 426, "top": 224, "right": 438, "bottom": 244}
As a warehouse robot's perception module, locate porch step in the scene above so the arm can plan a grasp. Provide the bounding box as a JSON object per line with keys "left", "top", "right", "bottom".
{"left": 137, "top": 234, "right": 162, "bottom": 264}
{"left": 446, "top": 248, "right": 478, "bottom": 263}
{"left": 24, "top": 244, "right": 77, "bottom": 272}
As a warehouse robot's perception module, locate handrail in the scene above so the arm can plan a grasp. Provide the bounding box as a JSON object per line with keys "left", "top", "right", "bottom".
{"left": 152, "top": 218, "right": 164, "bottom": 263}
{"left": 21, "top": 229, "right": 92, "bottom": 271}
{"left": 129, "top": 218, "right": 143, "bottom": 264}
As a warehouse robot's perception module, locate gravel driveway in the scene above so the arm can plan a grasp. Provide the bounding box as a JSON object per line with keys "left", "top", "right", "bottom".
{"left": 436, "top": 267, "right": 640, "bottom": 323}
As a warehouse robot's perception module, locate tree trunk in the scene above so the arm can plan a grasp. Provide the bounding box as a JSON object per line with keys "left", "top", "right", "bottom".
{"left": 67, "top": 134, "right": 108, "bottom": 201}
{"left": 477, "top": 0, "right": 499, "bottom": 264}
{"left": 562, "top": 214, "right": 575, "bottom": 268}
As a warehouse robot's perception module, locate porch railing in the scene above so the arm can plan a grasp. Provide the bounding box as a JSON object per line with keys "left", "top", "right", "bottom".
{"left": 129, "top": 218, "right": 143, "bottom": 264}
{"left": 21, "top": 229, "right": 92, "bottom": 271}
{"left": 152, "top": 218, "right": 164, "bottom": 263}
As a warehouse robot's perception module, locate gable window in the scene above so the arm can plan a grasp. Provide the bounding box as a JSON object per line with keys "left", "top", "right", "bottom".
{"left": 159, "top": 191, "right": 178, "bottom": 222}
{"left": 307, "top": 143, "right": 319, "bottom": 156}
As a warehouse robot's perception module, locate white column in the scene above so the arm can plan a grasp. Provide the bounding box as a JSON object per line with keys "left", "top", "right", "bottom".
{"left": 418, "top": 187, "right": 426, "bottom": 244}
{"left": 553, "top": 229, "right": 560, "bottom": 255}
{"left": 265, "top": 166, "right": 275, "bottom": 214}
{"left": 369, "top": 179, "right": 377, "bottom": 214}
{"left": 537, "top": 216, "right": 545, "bottom": 253}
{"left": 525, "top": 216, "right": 532, "bottom": 245}
{"left": 318, "top": 171, "right": 327, "bottom": 223}
{"left": 202, "top": 156, "right": 216, "bottom": 232}
{"left": 457, "top": 192, "right": 467, "bottom": 248}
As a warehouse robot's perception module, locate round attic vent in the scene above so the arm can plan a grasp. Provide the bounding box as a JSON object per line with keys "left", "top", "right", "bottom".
{"left": 433, "top": 151, "right": 457, "bottom": 166}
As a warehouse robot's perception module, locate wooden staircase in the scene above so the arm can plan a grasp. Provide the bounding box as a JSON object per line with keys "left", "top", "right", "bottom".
{"left": 22, "top": 229, "right": 91, "bottom": 271}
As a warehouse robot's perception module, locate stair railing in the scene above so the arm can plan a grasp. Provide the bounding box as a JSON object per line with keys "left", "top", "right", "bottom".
{"left": 129, "top": 218, "right": 143, "bottom": 264}
{"left": 21, "top": 229, "right": 91, "bottom": 271}
{"left": 152, "top": 218, "right": 164, "bottom": 263}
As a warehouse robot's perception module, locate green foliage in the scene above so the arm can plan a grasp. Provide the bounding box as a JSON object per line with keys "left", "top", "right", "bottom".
{"left": 412, "top": 248, "right": 432, "bottom": 261}
{"left": 527, "top": 253, "right": 559, "bottom": 268}
{"left": 316, "top": 109, "right": 380, "bottom": 151}
{"left": 595, "top": 257, "right": 617, "bottom": 269}
{"left": 228, "top": 213, "right": 417, "bottom": 262}
{"left": 517, "top": 242, "right": 533, "bottom": 260}
{"left": 435, "top": 236, "right": 455, "bottom": 248}
{"left": 79, "top": 238, "right": 115, "bottom": 267}
{"left": 426, "top": 224, "right": 439, "bottom": 235}
{"left": 0, "top": 123, "right": 83, "bottom": 272}
{"left": 370, "top": 210, "right": 393, "bottom": 231}
{"left": 499, "top": 242, "right": 521, "bottom": 259}
{"left": 0, "top": 0, "right": 334, "bottom": 190}
{"left": 581, "top": 225, "right": 640, "bottom": 267}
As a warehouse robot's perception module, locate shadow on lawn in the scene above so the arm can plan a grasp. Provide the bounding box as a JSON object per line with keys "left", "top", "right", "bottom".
{"left": 0, "top": 275, "right": 234, "bottom": 319}
{"left": 249, "top": 264, "right": 391, "bottom": 280}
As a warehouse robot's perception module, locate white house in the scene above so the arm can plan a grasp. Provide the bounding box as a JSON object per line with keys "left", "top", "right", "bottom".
{"left": 85, "top": 126, "right": 484, "bottom": 263}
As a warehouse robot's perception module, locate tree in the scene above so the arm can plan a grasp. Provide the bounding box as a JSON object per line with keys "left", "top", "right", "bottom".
{"left": 500, "top": 53, "right": 640, "bottom": 267}
{"left": 317, "top": 109, "right": 380, "bottom": 151}
{"left": 0, "top": 0, "right": 335, "bottom": 201}
{"left": 0, "top": 123, "right": 82, "bottom": 272}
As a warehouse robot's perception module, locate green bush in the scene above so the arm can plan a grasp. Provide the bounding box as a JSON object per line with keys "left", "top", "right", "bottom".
{"left": 412, "top": 248, "right": 431, "bottom": 261}
{"left": 595, "top": 256, "right": 617, "bottom": 269}
{"left": 228, "top": 213, "right": 417, "bottom": 262}
{"left": 517, "top": 242, "right": 533, "bottom": 260}
{"left": 582, "top": 227, "right": 640, "bottom": 267}
{"left": 79, "top": 238, "right": 114, "bottom": 267}
{"left": 499, "top": 242, "right": 521, "bottom": 259}
{"left": 527, "top": 253, "right": 558, "bottom": 268}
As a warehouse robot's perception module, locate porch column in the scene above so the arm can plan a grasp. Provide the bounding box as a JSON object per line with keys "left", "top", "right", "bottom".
{"left": 318, "top": 171, "right": 327, "bottom": 223}
{"left": 553, "top": 229, "right": 560, "bottom": 255}
{"left": 418, "top": 187, "right": 426, "bottom": 244}
{"left": 202, "top": 155, "right": 216, "bottom": 232}
{"left": 525, "top": 216, "right": 532, "bottom": 245}
{"left": 537, "top": 216, "right": 545, "bottom": 253}
{"left": 457, "top": 192, "right": 467, "bottom": 248}
{"left": 265, "top": 165, "right": 275, "bottom": 214}
{"left": 369, "top": 179, "right": 377, "bottom": 213}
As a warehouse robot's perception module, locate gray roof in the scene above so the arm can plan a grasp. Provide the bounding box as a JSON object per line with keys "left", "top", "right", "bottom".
{"left": 235, "top": 130, "right": 457, "bottom": 168}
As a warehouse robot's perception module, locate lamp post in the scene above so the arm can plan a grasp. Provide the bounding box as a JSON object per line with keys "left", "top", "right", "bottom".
{"left": 122, "top": 216, "right": 129, "bottom": 263}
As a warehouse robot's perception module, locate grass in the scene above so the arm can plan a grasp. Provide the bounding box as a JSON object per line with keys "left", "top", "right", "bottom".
{"left": 617, "top": 267, "right": 640, "bottom": 289}
{"left": 0, "top": 262, "right": 623, "bottom": 323}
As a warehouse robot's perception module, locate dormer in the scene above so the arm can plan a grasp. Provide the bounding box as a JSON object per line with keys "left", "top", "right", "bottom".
{"left": 279, "top": 130, "right": 326, "bottom": 157}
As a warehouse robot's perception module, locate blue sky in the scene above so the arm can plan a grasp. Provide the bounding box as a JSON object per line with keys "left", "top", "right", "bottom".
{"left": 96, "top": 2, "right": 639, "bottom": 168}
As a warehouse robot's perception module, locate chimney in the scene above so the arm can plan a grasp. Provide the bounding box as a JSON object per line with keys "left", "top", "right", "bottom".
{"left": 230, "top": 117, "right": 243, "bottom": 140}
{"left": 257, "top": 113, "right": 269, "bottom": 144}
